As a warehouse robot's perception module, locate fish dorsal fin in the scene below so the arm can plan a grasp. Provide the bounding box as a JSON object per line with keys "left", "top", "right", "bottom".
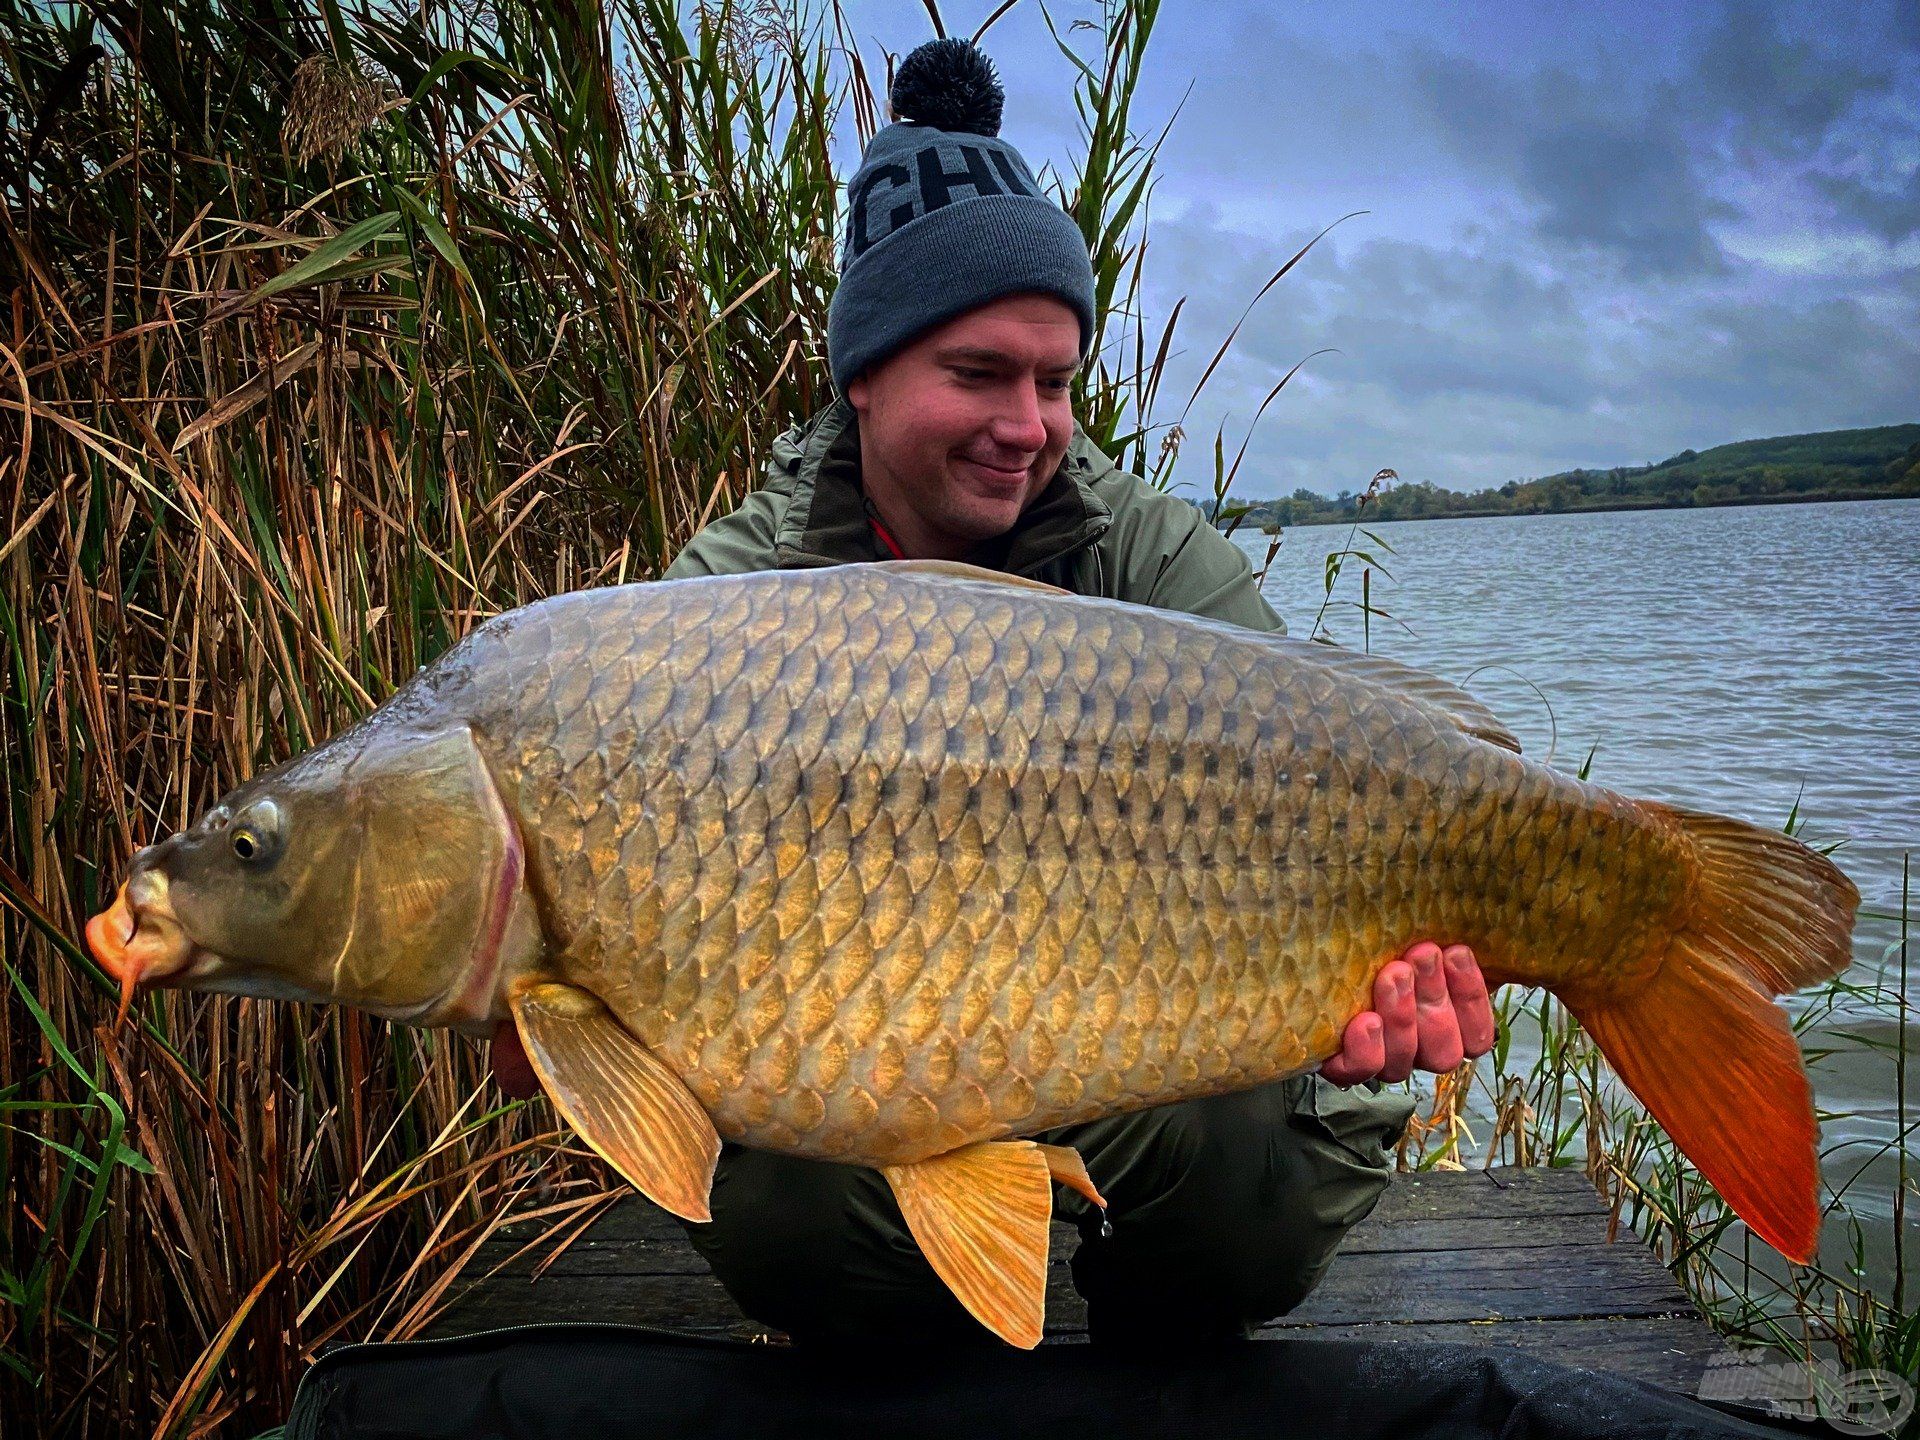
{"left": 882, "top": 1140, "right": 1057, "bottom": 1348}
{"left": 880, "top": 559, "right": 1516, "bottom": 749}
{"left": 510, "top": 980, "right": 720, "bottom": 1222}
{"left": 1270, "top": 639, "right": 1523, "bottom": 754}
{"left": 876, "top": 559, "right": 1070, "bottom": 595}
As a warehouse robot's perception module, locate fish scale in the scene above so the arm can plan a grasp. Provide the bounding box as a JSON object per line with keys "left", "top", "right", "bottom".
{"left": 443, "top": 566, "right": 1611, "bottom": 1164}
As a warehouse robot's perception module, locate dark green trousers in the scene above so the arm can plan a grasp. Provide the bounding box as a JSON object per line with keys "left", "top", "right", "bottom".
{"left": 677, "top": 1075, "right": 1415, "bottom": 1346}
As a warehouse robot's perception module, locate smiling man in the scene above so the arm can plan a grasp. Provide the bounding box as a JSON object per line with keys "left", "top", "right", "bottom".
{"left": 660, "top": 37, "right": 1494, "bottom": 1347}
{"left": 853, "top": 298, "right": 1081, "bottom": 560}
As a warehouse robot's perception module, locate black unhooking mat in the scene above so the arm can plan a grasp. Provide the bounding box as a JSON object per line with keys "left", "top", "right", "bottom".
{"left": 278, "top": 1323, "right": 1812, "bottom": 1440}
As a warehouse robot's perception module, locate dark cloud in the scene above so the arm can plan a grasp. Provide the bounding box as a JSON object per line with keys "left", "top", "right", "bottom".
{"left": 1688, "top": 0, "right": 1895, "bottom": 162}
{"left": 1682, "top": 3, "right": 1918, "bottom": 250}
{"left": 1253, "top": 238, "right": 1598, "bottom": 411}
{"left": 1517, "top": 124, "right": 1734, "bottom": 277}
{"left": 1139, "top": 205, "right": 1920, "bottom": 497}
{"left": 1408, "top": 4, "right": 1915, "bottom": 278}
{"left": 1815, "top": 166, "right": 1920, "bottom": 243}
{"left": 1637, "top": 290, "right": 1920, "bottom": 420}
{"left": 1406, "top": 50, "right": 1734, "bottom": 279}
{"left": 1898, "top": 4, "right": 1920, "bottom": 50}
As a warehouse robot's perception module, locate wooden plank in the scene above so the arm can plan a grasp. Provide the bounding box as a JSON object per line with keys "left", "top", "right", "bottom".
{"left": 462, "top": 1222, "right": 1081, "bottom": 1281}
{"left": 1363, "top": 1167, "right": 1608, "bottom": 1222}
{"left": 467, "top": 1229, "right": 714, "bottom": 1278}
{"left": 426, "top": 1167, "right": 1724, "bottom": 1394}
{"left": 460, "top": 1213, "right": 1620, "bottom": 1290}
{"left": 1337, "top": 1212, "right": 1628, "bottom": 1254}
{"left": 430, "top": 1266, "right": 1707, "bottom": 1354}
{"left": 1275, "top": 1267, "right": 1695, "bottom": 1326}
{"left": 483, "top": 1166, "right": 1609, "bottom": 1248}
{"left": 430, "top": 1271, "right": 754, "bottom": 1336}
{"left": 472, "top": 1205, "right": 1627, "bottom": 1275}
{"left": 423, "top": 1309, "right": 1726, "bottom": 1402}
{"left": 437, "top": 1253, "right": 1091, "bottom": 1330}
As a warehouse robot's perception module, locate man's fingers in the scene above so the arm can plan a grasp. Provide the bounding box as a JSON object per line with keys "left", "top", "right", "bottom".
{"left": 1376, "top": 956, "right": 1419, "bottom": 1083}
{"left": 1361, "top": 943, "right": 1492, "bottom": 1083}
{"left": 1320, "top": 1012, "right": 1385, "bottom": 1087}
{"left": 1411, "top": 943, "right": 1465, "bottom": 1073}
{"left": 1445, "top": 944, "right": 1497, "bottom": 1058}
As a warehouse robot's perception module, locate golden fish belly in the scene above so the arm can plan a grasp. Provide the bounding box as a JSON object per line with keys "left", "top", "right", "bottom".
{"left": 465, "top": 567, "right": 1683, "bottom": 1167}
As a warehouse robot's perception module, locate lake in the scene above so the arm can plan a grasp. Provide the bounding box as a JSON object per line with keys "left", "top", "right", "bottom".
{"left": 1236, "top": 498, "right": 1919, "bottom": 1273}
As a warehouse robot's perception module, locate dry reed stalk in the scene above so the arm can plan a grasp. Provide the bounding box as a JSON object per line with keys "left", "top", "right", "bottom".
{"left": 3, "top": 1, "right": 1212, "bottom": 1430}
{"left": 1, "top": 0, "right": 845, "bottom": 1430}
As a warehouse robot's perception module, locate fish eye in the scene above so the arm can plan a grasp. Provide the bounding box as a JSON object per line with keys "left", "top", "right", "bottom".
{"left": 229, "top": 799, "right": 282, "bottom": 868}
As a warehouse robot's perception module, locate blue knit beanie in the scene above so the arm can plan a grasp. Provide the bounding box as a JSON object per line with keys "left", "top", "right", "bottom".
{"left": 826, "top": 38, "right": 1098, "bottom": 395}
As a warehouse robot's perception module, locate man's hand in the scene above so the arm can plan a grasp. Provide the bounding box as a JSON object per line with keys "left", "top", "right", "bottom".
{"left": 1319, "top": 942, "right": 1497, "bottom": 1087}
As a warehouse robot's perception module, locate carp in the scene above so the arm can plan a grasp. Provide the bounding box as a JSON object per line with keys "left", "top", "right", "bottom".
{"left": 87, "top": 561, "right": 1857, "bottom": 1347}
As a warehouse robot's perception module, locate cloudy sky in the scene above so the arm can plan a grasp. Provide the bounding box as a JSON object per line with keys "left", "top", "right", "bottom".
{"left": 834, "top": 0, "right": 1920, "bottom": 497}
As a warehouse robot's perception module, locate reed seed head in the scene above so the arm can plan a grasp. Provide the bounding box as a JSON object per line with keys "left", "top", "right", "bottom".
{"left": 283, "top": 53, "right": 396, "bottom": 167}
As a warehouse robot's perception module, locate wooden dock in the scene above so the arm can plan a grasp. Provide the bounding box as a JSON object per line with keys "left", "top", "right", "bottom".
{"left": 427, "top": 1166, "right": 1729, "bottom": 1393}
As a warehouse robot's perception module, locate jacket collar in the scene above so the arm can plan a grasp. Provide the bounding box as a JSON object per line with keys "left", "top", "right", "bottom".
{"left": 768, "top": 398, "right": 1115, "bottom": 578}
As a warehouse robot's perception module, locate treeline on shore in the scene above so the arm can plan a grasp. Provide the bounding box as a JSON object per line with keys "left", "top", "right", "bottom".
{"left": 1215, "top": 424, "right": 1920, "bottom": 530}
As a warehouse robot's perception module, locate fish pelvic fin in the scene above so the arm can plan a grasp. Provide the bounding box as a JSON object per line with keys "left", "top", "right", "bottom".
{"left": 510, "top": 980, "right": 720, "bottom": 1223}
{"left": 1035, "top": 1142, "right": 1106, "bottom": 1209}
{"left": 882, "top": 1141, "right": 1058, "bottom": 1349}
{"left": 1570, "top": 804, "right": 1858, "bottom": 1266}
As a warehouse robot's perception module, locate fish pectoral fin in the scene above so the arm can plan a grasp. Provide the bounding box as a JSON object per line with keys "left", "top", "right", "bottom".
{"left": 876, "top": 559, "right": 1070, "bottom": 595}
{"left": 882, "top": 1141, "right": 1056, "bottom": 1349}
{"left": 509, "top": 980, "right": 719, "bottom": 1223}
{"left": 1035, "top": 1142, "right": 1106, "bottom": 1209}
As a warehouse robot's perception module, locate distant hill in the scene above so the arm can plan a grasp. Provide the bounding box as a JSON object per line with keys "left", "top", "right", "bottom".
{"left": 1219, "top": 425, "right": 1920, "bottom": 531}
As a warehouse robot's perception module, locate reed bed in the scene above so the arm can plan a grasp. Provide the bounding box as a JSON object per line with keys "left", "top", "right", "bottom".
{"left": 3, "top": 1, "right": 1908, "bottom": 1436}
{"left": 0, "top": 0, "right": 1193, "bottom": 1431}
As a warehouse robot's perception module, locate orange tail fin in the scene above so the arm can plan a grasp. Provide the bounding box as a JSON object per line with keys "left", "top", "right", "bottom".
{"left": 1568, "top": 804, "right": 1857, "bottom": 1265}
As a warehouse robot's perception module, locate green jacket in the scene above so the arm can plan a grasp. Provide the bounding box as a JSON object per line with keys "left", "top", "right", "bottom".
{"left": 664, "top": 398, "right": 1286, "bottom": 634}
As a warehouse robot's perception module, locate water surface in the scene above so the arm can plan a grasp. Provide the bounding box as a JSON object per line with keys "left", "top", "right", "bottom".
{"left": 1236, "top": 498, "right": 1918, "bottom": 1259}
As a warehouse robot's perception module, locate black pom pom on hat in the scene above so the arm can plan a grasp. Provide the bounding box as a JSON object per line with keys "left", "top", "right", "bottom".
{"left": 890, "top": 37, "right": 1004, "bottom": 137}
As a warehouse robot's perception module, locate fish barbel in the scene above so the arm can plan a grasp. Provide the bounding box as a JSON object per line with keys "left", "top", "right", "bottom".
{"left": 86, "top": 561, "right": 1857, "bottom": 1346}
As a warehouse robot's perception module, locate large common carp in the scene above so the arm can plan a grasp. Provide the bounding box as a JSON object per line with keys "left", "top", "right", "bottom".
{"left": 87, "top": 562, "right": 1857, "bottom": 1346}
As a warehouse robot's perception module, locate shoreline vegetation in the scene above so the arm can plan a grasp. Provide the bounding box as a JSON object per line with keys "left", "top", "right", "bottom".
{"left": 1205, "top": 425, "right": 1920, "bottom": 531}
{"left": 2, "top": 1, "right": 1912, "bottom": 1435}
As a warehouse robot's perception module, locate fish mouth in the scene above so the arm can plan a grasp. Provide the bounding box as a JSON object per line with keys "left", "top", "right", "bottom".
{"left": 85, "top": 875, "right": 206, "bottom": 1024}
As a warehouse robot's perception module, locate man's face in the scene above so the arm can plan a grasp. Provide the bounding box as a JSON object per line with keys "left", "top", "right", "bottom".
{"left": 847, "top": 293, "right": 1081, "bottom": 557}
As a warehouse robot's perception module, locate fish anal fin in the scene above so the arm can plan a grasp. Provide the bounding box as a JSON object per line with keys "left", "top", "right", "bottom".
{"left": 510, "top": 980, "right": 719, "bottom": 1223}
{"left": 877, "top": 559, "right": 1070, "bottom": 595}
{"left": 882, "top": 1141, "right": 1055, "bottom": 1348}
{"left": 1035, "top": 1141, "right": 1106, "bottom": 1208}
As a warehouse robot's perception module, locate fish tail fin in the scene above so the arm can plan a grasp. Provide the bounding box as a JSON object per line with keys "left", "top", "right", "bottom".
{"left": 1568, "top": 804, "right": 1857, "bottom": 1265}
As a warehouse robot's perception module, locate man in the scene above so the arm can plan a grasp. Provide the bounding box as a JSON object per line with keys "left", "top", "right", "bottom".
{"left": 662, "top": 37, "right": 1494, "bottom": 1347}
